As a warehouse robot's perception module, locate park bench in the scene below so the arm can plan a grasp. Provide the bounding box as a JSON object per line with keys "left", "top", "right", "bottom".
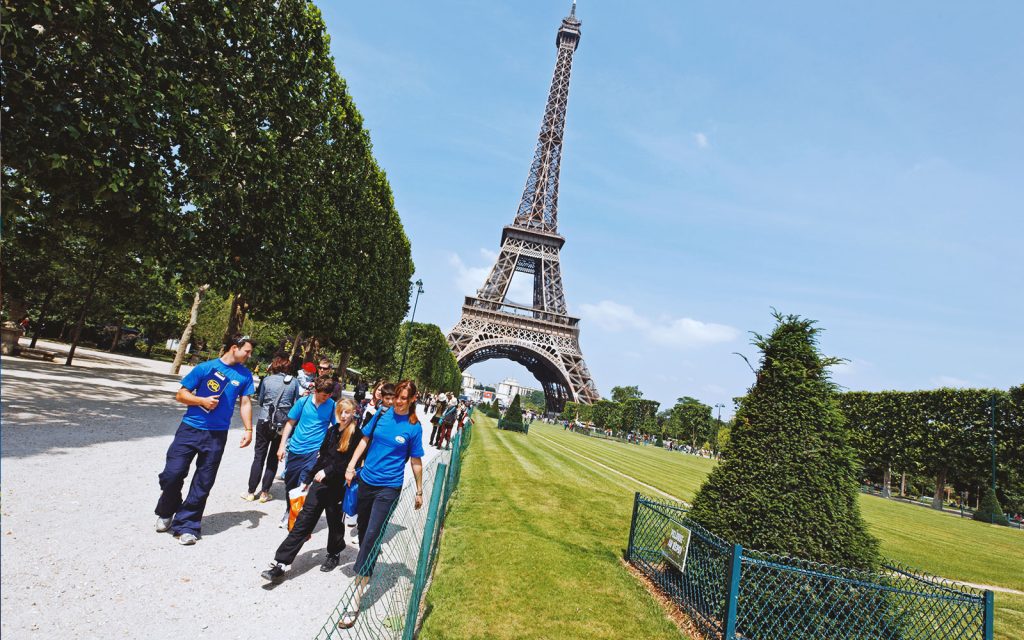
{"left": 15, "top": 347, "right": 57, "bottom": 362}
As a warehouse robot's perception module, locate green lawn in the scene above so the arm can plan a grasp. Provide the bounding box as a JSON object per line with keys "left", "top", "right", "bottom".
{"left": 529, "top": 422, "right": 1024, "bottom": 640}
{"left": 419, "top": 416, "right": 684, "bottom": 640}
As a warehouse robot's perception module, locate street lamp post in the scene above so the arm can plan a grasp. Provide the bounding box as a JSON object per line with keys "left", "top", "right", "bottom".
{"left": 398, "top": 279, "right": 424, "bottom": 380}
{"left": 713, "top": 403, "right": 725, "bottom": 456}
{"left": 990, "top": 395, "right": 997, "bottom": 494}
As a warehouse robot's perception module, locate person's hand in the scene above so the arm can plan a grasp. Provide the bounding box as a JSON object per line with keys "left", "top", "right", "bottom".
{"left": 200, "top": 396, "right": 219, "bottom": 411}
{"left": 414, "top": 493, "right": 423, "bottom": 510}
{"left": 277, "top": 446, "right": 287, "bottom": 462}
{"left": 314, "top": 469, "right": 326, "bottom": 483}
{"left": 301, "top": 483, "right": 309, "bottom": 492}
{"left": 239, "top": 430, "right": 253, "bottom": 448}
{"left": 344, "top": 468, "right": 355, "bottom": 486}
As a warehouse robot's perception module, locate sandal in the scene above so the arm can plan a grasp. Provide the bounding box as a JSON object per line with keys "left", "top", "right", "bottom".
{"left": 337, "top": 611, "right": 359, "bottom": 629}
{"left": 258, "top": 492, "right": 272, "bottom": 503}
{"left": 241, "top": 492, "right": 256, "bottom": 502}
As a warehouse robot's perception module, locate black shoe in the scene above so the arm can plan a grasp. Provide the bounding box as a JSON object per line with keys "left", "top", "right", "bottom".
{"left": 320, "top": 554, "right": 340, "bottom": 572}
{"left": 261, "top": 563, "right": 287, "bottom": 582}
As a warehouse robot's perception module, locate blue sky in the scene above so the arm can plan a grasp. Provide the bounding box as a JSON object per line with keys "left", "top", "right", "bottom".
{"left": 319, "top": 1, "right": 1023, "bottom": 415}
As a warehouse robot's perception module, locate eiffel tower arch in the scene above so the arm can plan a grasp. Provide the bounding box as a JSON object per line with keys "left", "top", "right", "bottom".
{"left": 448, "top": 2, "right": 599, "bottom": 414}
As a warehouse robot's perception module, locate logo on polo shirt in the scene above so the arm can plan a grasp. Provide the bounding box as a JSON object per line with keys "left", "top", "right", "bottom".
{"left": 395, "top": 436, "right": 406, "bottom": 444}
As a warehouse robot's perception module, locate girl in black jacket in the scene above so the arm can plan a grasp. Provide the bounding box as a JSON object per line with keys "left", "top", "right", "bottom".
{"left": 261, "top": 398, "right": 362, "bottom": 581}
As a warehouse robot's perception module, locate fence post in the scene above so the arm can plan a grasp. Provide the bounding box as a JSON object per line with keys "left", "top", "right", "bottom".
{"left": 402, "top": 464, "right": 448, "bottom": 640}
{"left": 626, "top": 492, "right": 641, "bottom": 562}
{"left": 722, "top": 544, "right": 743, "bottom": 639}
{"left": 983, "top": 591, "right": 994, "bottom": 640}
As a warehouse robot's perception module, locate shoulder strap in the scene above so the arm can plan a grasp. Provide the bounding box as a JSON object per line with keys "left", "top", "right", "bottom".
{"left": 268, "top": 376, "right": 290, "bottom": 413}
{"left": 365, "top": 406, "right": 390, "bottom": 438}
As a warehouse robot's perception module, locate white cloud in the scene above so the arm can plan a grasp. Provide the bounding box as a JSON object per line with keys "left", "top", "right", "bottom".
{"left": 448, "top": 248, "right": 532, "bottom": 302}
{"left": 932, "top": 375, "right": 972, "bottom": 388}
{"left": 578, "top": 300, "right": 739, "bottom": 349}
{"left": 695, "top": 132, "right": 709, "bottom": 149}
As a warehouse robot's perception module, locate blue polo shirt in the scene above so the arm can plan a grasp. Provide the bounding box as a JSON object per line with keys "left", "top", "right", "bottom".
{"left": 180, "top": 359, "right": 255, "bottom": 431}
{"left": 286, "top": 395, "right": 336, "bottom": 454}
{"left": 360, "top": 409, "right": 425, "bottom": 488}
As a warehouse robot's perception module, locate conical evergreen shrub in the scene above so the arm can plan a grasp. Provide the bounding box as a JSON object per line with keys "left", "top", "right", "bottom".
{"left": 688, "top": 312, "right": 880, "bottom": 570}
{"left": 498, "top": 394, "right": 527, "bottom": 432}
{"left": 973, "top": 486, "right": 1009, "bottom": 526}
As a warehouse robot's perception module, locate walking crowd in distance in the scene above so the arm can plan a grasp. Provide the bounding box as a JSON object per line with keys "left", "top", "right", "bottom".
{"left": 151, "top": 335, "right": 471, "bottom": 627}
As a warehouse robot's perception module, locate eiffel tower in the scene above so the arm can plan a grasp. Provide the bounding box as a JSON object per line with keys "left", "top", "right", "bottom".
{"left": 447, "top": 1, "right": 599, "bottom": 413}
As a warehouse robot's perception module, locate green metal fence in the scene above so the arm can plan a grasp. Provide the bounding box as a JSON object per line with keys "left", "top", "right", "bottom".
{"left": 626, "top": 493, "right": 993, "bottom": 640}
{"left": 314, "top": 417, "right": 474, "bottom": 640}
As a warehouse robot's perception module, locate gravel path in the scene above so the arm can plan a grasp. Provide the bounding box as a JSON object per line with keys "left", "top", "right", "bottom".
{"left": 1, "top": 340, "right": 439, "bottom": 640}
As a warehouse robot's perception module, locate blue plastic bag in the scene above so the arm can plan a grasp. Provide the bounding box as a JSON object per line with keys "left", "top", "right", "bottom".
{"left": 342, "top": 475, "right": 360, "bottom": 517}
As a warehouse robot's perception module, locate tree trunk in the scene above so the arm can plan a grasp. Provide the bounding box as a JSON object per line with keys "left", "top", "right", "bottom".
{"left": 146, "top": 335, "right": 156, "bottom": 358}
{"left": 900, "top": 471, "right": 907, "bottom": 497}
{"left": 288, "top": 330, "right": 303, "bottom": 360}
{"left": 882, "top": 465, "right": 892, "bottom": 498}
{"left": 931, "top": 468, "right": 947, "bottom": 510}
{"left": 29, "top": 284, "right": 57, "bottom": 349}
{"left": 219, "top": 292, "right": 248, "bottom": 355}
{"left": 107, "top": 321, "right": 123, "bottom": 352}
{"left": 339, "top": 348, "right": 350, "bottom": 390}
{"left": 171, "top": 284, "right": 209, "bottom": 375}
{"left": 65, "top": 257, "right": 107, "bottom": 366}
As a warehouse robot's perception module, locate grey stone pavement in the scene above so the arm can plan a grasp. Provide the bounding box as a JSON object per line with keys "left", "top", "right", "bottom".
{"left": 1, "top": 339, "right": 439, "bottom": 640}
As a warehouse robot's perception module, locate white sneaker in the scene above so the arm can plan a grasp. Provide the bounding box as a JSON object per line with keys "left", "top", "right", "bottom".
{"left": 178, "top": 533, "right": 199, "bottom": 545}
{"left": 155, "top": 517, "right": 173, "bottom": 533}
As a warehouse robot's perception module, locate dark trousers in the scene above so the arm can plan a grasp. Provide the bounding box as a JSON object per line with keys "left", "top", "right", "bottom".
{"left": 155, "top": 422, "right": 228, "bottom": 536}
{"left": 438, "top": 423, "right": 453, "bottom": 448}
{"left": 274, "top": 480, "right": 347, "bottom": 565}
{"left": 429, "top": 420, "right": 441, "bottom": 446}
{"left": 247, "top": 422, "right": 282, "bottom": 495}
{"left": 353, "top": 481, "right": 401, "bottom": 577}
{"left": 283, "top": 450, "right": 319, "bottom": 517}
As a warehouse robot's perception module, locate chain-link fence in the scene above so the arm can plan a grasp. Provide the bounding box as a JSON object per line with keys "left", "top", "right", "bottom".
{"left": 314, "top": 416, "right": 474, "bottom": 640}
{"left": 626, "top": 493, "right": 994, "bottom": 640}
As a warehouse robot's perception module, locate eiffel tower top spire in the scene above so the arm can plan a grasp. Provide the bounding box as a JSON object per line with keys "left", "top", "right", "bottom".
{"left": 511, "top": 3, "right": 582, "bottom": 233}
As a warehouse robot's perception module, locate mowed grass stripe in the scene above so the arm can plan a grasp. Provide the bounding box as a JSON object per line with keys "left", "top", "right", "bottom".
{"left": 419, "top": 418, "right": 684, "bottom": 640}
{"left": 531, "top": 423, "right": 1024, "bottom": 640}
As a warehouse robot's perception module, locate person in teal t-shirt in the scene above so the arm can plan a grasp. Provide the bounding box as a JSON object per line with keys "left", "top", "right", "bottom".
{"left": 337, "top": 380, "right": 424, "bottom": 629}
{"left": 276, "top": 376, "right": 336, "bottom": 524}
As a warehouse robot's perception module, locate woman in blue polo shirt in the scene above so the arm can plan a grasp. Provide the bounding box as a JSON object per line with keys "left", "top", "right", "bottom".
{"left": 277, "top": 376, "right": 336, "bottom": 525}
{"left": 339, "top": 379, "right": 424, "bottom": 629}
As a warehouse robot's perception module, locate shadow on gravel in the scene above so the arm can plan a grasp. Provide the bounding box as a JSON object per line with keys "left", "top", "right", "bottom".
{"left": 202, "top": 509, "right": 268, "bottom": 536}
{"left": 1, "top": 357, "right": 225, "bottom": 458}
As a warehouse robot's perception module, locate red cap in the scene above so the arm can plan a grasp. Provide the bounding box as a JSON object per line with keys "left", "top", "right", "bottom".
{"left": 301, "top": 362, "right": 316, "bottom": 374}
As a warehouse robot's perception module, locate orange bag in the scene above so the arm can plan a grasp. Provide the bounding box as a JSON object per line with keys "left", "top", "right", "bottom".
{"left": 288, "top": 486, "right": 307, "bottom": 531}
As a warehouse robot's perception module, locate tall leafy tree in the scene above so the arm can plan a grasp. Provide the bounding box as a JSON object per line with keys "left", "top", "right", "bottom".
{"left": 3, "top": 0, "right": 179, "bottom": 364}
{"left": 688, "top": 312, "right": 880, "bottom": 570}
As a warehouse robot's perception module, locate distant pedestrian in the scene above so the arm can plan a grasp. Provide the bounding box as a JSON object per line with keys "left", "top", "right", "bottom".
{"left": 261, "top": 399, "right": 362, "bottom": 582}
{"left": 338, "top": 379, "right": 424, "bottom": 629}
{"left": 429, "top": 393, "right": 449, "bottom": 446}
{"left": 243, "top": 353, "right": 298, "bottom": 503}
{"left": 297, "top": 362, "right": 317, "bottom": 396}
{"left": 276, "top": 376, "right": 337, "bottom": 526}
{"left": 154, "top": 334, "right": 256, "bottom": 545}
{"left": 353, "top": 379, "right": 369, "bottom": 404}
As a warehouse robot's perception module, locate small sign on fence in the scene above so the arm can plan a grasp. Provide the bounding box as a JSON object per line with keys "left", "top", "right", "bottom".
{"left": 662, "top": 522, "right": 691, "bottom": 572}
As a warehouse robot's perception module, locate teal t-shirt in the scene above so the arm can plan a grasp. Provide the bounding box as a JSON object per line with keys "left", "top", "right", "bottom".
{"left": 360, "top": 409, "right": 425, "bottom": 488}
{"left": 286, "top": 395, "right": 336, "bottom": 454}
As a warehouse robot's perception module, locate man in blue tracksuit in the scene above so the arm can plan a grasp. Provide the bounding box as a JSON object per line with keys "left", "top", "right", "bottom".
{"left": 154, "top": 334, "right": 256, "bottom": 545}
